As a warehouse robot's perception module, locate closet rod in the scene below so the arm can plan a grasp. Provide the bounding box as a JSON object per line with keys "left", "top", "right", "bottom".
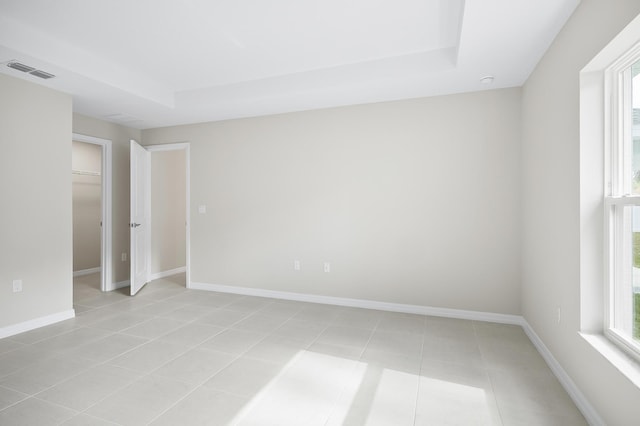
{"left": 72, "top": 169, "right": 101, "bottom": 176}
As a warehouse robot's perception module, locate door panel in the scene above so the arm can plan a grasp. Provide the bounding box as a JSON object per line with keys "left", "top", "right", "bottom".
{"left": 130, "top": 139, "right": 150, "bottom": 295}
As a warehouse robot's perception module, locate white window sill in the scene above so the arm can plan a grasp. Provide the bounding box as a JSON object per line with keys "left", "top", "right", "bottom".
{"left": 580, "top": 332, "right": 640, "bottom": 389}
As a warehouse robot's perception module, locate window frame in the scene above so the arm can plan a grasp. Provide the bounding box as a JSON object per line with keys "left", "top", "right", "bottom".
{"left": 604, "top": 41, "right": 640, "bottom": 363}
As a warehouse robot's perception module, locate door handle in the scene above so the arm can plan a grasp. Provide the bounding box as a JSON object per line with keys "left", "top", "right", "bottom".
{"left": 130, "top": 223, "right": 141, "bottom": 228}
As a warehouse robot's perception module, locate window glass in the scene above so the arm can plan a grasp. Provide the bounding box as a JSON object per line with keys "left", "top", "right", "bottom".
{"left": 632, "top": 60, "right": 640, "bottom": 195}
{"left": 633, "top": 61, "right": 640, "bottom": 341}
{"left": 632, "top": 206, "right": 640, "bottom": 341}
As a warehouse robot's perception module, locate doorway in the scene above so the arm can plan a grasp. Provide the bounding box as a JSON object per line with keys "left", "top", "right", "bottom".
{"left": 129, "top": 141, "right": 190, "bottom": 295}
{"left": 72, "top": 133, "right": 112, "bottom": 292}
{"left": 149, "top": 148, "right": 187, "bottom": 280}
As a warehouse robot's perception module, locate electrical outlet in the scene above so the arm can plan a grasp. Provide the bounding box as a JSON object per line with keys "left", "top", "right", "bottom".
{"left": 12, "top": 279, "right": 22, "bottom": 293}
{"left": 121, "top": 253, "right": 127, "bottom": 262}
{"left": 324, "top": 262, "right": 331, "bottom": 273}
{"left": 294, "top": 260, "right": 301, "bottom": 271}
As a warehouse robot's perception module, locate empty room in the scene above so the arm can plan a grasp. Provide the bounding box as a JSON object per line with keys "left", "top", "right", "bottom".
{"left": 1, "top": 0, "right": 640, "bottom": 425}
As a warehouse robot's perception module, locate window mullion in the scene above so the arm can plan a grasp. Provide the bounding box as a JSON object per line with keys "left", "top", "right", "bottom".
{"left": 622, "top": 67, "right": 633, "bottom": 195}
{"left": 620, "top": 206, "right": 633, "bottom": 335}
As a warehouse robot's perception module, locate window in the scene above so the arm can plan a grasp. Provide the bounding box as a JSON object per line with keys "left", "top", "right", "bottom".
{"left": 605, "top": 48, "right": 640, "bottom": 361}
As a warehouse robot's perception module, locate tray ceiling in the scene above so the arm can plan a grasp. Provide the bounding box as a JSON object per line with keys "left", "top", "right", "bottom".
{"left": 0, "top": 0, "right": 580, "bottom": 128}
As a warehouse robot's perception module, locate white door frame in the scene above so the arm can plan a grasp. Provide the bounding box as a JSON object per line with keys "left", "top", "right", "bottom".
{"left": 72, "top": 133, "right": 113, "bottom": 292}
{"left": 145, "top": 142, "right": 191, "bottom": 288}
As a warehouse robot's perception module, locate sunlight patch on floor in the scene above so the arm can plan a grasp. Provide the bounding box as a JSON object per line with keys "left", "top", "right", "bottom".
{"left": 230, "top": 350, "right": 366, "bottom": 425}
{"left": 228, "top": 349, "right": 490, "bottom": 426}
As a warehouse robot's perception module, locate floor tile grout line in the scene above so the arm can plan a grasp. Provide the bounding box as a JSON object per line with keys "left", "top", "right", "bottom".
{"left": 472, "top": 320, "right": 505, "bottom": 426}
{"left": 0, "top": 348, "right": 105, "bottom": 399}
{"left": 9, "top": 324, "right": 89, "bottom": 346}
{"left": 410, "top": 316, "right": 428, "bottom": 426}
{"left": 0, "top": 393, "right": 82, "bottom": 421}
{"left": 57, "top": 332, "right": 208, "bottom": 418}
{"left": 91, "top": 291, "right": 276, "bottom": 425}
{"left": 319, "top": 312, "right": 382, "bottom": 425}
{"left": 29, "top": 395, "right": 83, "bottom": 418}
{"left": 65, "top": 300, "right": 219, "bottom": 421}
{"left": 144, "top": 315, "right": 307, "bottom": 425}
{"left": 0, "top": 385, "right": 30, "bottom": 414}
{"left": 143, "top": 352, "right": 246, "bottom": 424}
{"left": 14, "top": 355, "right": 146, "bottom": 413}
{"left": 69, "top": 366, "right": 169, "bottom": 419}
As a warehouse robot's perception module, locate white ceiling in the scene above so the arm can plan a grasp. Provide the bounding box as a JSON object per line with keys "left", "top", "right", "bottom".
{"left": 0, "top": 0, "right": 580, "bottom": 129}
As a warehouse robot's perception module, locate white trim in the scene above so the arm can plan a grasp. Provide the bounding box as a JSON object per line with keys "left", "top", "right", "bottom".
{"left": 105, "top": 279, "right": 130, "bottom": 292}
{"left": 189, "top": 281, "right": 522, "bottom": 325}
{"left": 149, "top": 266, "right": 187, "bottom": 281}
{"left": 579, "top": 10, "right": 640, "bottom": 386}
{"left": 583, "top": 14, "right": 640, "bottom": 73}
{"left": 604, "top": 327, "right": 640, "bottom": 364}
{"left": 599, "top": 32, "right": 640, "bottom": 362}
{"left": 72, "top": 133, "right": 113, "bottom": 293}
{"left": 185, "top": 145, "right": 190, "bottom": 289}
{"left": 145, "top": 142, "right": 191, "bottom": 289}
{"left": 145, "top": 142, "right": 189, "bottom": 152}
{"left": 523, "top": 325, "right": 607, "bottom": 426}
{"left": 0, "top": 309, "right": 75, "bottom": 339}
{"left": 73, "top": 267, "right": 101, "bottom": 277}
{"left": 580, "top": 332, "right": 640, "bottom": 389}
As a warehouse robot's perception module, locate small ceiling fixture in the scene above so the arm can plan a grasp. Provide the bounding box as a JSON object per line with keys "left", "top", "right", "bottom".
{"left": 7, "top": 61, "right": 56, "bottom": 79}
{"left": 480, "top": 76, "right": 495, "bottom": 84}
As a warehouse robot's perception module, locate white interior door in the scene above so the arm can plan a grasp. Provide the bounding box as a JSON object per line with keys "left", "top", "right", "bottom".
{"left": 130, "top": 139, "right": 151, "bottom": 295}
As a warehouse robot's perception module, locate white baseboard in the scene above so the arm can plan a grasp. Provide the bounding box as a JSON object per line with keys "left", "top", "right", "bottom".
{"left": 150, "top": 266, "right": 186, "bottom": 281}
{"left": 73, "top": 267, "right": 101, "bottom": 277}
{"left": 105, "top": 267, "right": 186, "bottom": 293}
{"left": 0, "top": 309, "right": 75, "bottom": 339}
{"left": 190, "top": 281, "right": 602, "bottom": 425}
{"left": 189, "top": 282, "right": 522, "bottom": 325}
{"left": 522, "top": 322, "right": 605, "bottom": 426}
{"left": 106, "top": 279, "right": 129, "bottom": 292}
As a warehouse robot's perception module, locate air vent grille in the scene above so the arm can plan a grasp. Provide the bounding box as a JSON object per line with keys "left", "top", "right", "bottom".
{"left": 7, "top": 62, "right": 35, "bottom": 73}
{"left": 29, "top": 70, "right": 55, "bottom": 79}
{"left": 6, "top": 61, "right": 56, "bottom": 80}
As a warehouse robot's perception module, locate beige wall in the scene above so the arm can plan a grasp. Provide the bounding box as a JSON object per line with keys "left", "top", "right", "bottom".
{"left": 521, "top": 0, "right": 640, "bottom": 424}
{"left": 0, "top": 73, "right": 72, "bottom": 328}
{"left": 72, "top": 141, "right": 102, "bottom": 271}
{"left": 72, "top": 114, "right": 141, "bottom": 284}
{"left": 151, "top": 150, "right": 186, "bottom": 274}
{"left": 143, "top": 88, "right": 522, "bottom": 314}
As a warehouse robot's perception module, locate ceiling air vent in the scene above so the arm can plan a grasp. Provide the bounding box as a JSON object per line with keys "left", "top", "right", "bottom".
{"left": 6, "top": 61, "right": 56, "bottom": 80}
{"left": 29, "top": 70, "right": 55, "bottom": 79}
{"left": 7, "top": 62, "right": 35, "bottom": 73}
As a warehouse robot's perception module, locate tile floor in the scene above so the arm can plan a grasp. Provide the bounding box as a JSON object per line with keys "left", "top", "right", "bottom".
{"left": 0, "top": 273, "right": 587, "bottom": 425}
